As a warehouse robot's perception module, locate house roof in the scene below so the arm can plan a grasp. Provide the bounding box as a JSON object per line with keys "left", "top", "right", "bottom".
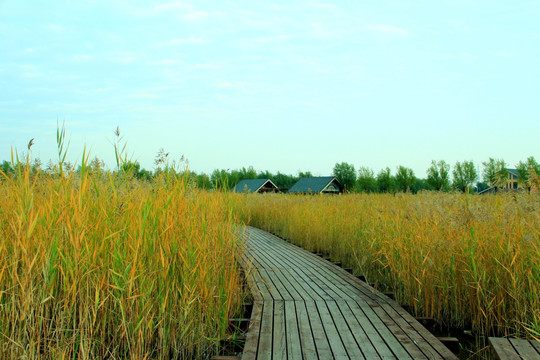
{"left": 287, "top": 176, "right": 342, "bottom": 194}
{"left": 233, "top": 179, "right": 278, "bottom": 193}
{"left": 507, "top": 168, "right": 519, "bottom": 177}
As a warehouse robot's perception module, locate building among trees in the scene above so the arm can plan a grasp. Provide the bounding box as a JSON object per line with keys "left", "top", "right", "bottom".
{"left": 232, "top": 179, "right": 279, "bottom": 193}
{"left": 287, "top": 176, "right": 342, "bottom": 194}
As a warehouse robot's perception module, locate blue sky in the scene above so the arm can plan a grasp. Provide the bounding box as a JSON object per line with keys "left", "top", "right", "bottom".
{"left": 1, "top": 1, "right": 539, "bottom": 177}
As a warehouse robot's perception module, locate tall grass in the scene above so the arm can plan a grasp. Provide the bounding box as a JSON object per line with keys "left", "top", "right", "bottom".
{"left": 236, "top": 192, "right": 540, "bottom": 339}
{"left": 0, "top": 153, "right": 245, "bottom": 359}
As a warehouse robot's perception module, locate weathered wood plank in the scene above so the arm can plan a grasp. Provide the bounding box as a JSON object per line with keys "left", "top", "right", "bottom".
{"left": 272, "top": 301, "right": 287, "bottom": 359}
{"left": 284, "top": 301, "right": 303, "bottom": 360}
{"left": 509, "top": 338, "right": 540, "bottom": 360}
{"left": 315, "top": 300, "right": 350, "bottom": 360}
{"left": 305, "top": 300, "right": 333, "bottom": 359}
{"left": 257, "top": 302, "right": 274, "bottom": 360}
{"left": 242, "top": 301, "right": 263, "bottom": 360}
{"left": 326, "top": 300, "right": 366, "bottom": 359}
{"left": 489, "top": 338, "right": 521, "bottom": 360}
{"left": 336, "top": 300, "right": 382, "bottom": 360}
{"left": 240, "top": 226, "right": 459, "bottom": 360}
{"left": 295, "top": 300, "right": 319, "bottom": 360}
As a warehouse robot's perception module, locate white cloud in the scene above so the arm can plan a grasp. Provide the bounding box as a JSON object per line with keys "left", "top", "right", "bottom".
{"left": 169, "top": 37, "right": 206, "bottom": 44}
{"left": 129, "top": 94, "right": 160, "bottom": 99}
{"left": 364, "top": 24, "right": 410, "bottom": 36}
{"left": 183, "top": 11, "right": 209, "bottom": 20}
{"left": 154, "top": 2, "right": 192, "bottom": 11}
{"left": 72, "top": 54, "right": 91, "bottom": 61}
{"left": 113, "top": 56, "right": 136, "bottom": 63}
{"left": 47, "top": 23, "right": 66, "bottom": 32}
{"left": 149, "top": 59, "right": 179, "bottom": 65}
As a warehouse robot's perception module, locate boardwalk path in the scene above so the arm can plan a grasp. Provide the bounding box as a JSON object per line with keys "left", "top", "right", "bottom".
{"left": 240, "top": 226, "right": 458, "bottom": 360}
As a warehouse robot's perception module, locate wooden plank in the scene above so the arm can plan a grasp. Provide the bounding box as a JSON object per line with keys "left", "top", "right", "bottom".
{"left": 273, "top": 301, "right": 287, "bottom": 359}
{"left": 305, "top": 300, "right": 333, "bottom": 359}
{"left": 380, "top": 303, "right": 444, "bottom": 359}
{"left": 509, "top": 338, "right": 540, "bottom": 360}
{"left": 336, "top": 300, "right": 382, "bottom": 360}
{"left": 257, "top": 302, "right": 274, "bottom": 360}
{"left": 284, "top": 301, "right": 303, "bottom": 360}
{"left": 257, "top": 230, "right": 457, "bottom": 359}
{"left": 241, "top": 227, "right": 461, "bottom": 360}
{"left": 315, "top": 300, "right": 350, "bottom": 360}
{"left": 489, "top": 338, "right": 521, "bottom": 360}
{"left": 532, "top": 339, "right": 540, "bottom": 353}
{"left": 326, "top": 300, "right": 366, "bottom": 359}
{"left": 242, "top": 301, "right": 263, "bottom": 360}
{"left": 295, "top": 300, "right": 319, "bottom": 360}
{"left": 350, "top": 300, "right": 412, "bottom": 359}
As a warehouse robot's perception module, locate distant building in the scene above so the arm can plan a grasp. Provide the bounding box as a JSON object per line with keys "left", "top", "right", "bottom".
{"left": 287, "top": 176, "right": 343, "bottom": 194}
{"left": 233, "top": 179, "right": 279, "bottom": 193}
{"left": 479, "top": 168, "right": 521, "bottom": 194}
{"left": 503, "top": 169, "right": 519, "bottom": 190}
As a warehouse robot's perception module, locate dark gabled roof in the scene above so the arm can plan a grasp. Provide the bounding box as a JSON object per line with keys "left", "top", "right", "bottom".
{"left": 287, "top": 176, "right": 342, "bottom": 194}
{"left": 507, "top": 168, "right": 519, "bottom": 177}
{"left": 233, "top": 179, "right": 278, "bottom": 193}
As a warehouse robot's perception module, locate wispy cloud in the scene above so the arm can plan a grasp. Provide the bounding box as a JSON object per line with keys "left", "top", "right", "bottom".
{"left": 183, "top": 11, "right": 209, "bottom": 21}
{"left": 128, "top": 93, "right": 160, "bottom": 99}
{"left": 168, "top": 37, "right": 206, "bottom": 45}
{"left": 154, "top": 2, "right": 192, "bottom": 11}
{"left": 72, "top": 54, "right": 91, "bottom": 61}
{"left": 149, "top": 59, "right": 179, "bottom": 66}
{"left": 112, "top": 56, "right": 136, "bottom": 63}
{"left": 364, "top": 24, "right": 410, "bottom": 36}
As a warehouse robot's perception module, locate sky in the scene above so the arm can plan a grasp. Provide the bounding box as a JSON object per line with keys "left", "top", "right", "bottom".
{"left": 1, "top": 1, "right": 539, "bottom": 177}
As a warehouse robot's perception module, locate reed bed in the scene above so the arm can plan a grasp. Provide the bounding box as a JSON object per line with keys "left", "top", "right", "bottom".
{"left": 0, "top": 161, "right": 245, "bottom": 359}
{"left": 236, "top": 192, "right": 539, "bottom": 339}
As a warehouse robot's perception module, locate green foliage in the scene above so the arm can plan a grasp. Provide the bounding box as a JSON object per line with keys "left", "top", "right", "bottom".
{"left": 195, "top": 173, "right": 212, "bottom": 189}
{"left": 482, "top": 158, "right": 507, "bottom": 189}
{"left": 426, "top": 160, "right": 451, "bottom": 191}
{"left": 356, "top": 166, "right": 377, "bottom": 193}
{"left": 395, "top": 165, "right": 415, "bottom": 193}
{"left": 272, "top": 172, "right": 298, "bottom": 190}
{"left": 1, "top": 160, "right": 14, "bottom": 177}
{"left": 516, "top": 156, "right": 540, "bottom": 190}
{"left": 453, "top": 160, "right": 478, "bottom": 193}
{"left": 333, "top": 162, "right": 356, "bottom": 192}
{"left": 376, "top": 167, "right": 395, "bottom": 193}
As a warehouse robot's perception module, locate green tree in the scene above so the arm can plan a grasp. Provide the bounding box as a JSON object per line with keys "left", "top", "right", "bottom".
{"left": 482, "top": 158, "right": 507, "bottom": 189}
{"left": 257, "top": 170, "right": 273, "bottom": 180}
{"left": 1, "top": 160, "right": 13, "bottom": 177}
{"left": 195, "top": 173, "right": 212, "bottom": 189}
{"left": 426, "top": 160, "right": 451, "bottom": 191}
{"left": 356, "top": 166, "right": 377, "bottom": 193}
{"left": 273, "top": 172, "right": 298, "bottom": 190}
{"left": 376, "top": 167, "right": 395, "bottom": 193}
{"left": 333, "top": 162, "right": 356, "bottom": 192}
{"left": 515, "top": 156, "right": 540, "bottom": 191}
{"left": 452, "top": 160, "right": 478, "bottom": 193}
{"left": 211, "top": 169, "right": 231, "bottom": 190}
{"left": 395, "top": 165, "right": 415, "bottom": 193}
{"left": 298, "top": 171, "right": 313, "bottom": 178}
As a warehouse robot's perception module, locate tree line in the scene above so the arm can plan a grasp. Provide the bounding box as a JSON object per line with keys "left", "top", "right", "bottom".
{"left": 333, "top": 157, "right": 540, "bottom": 194}
{"left": 2, "top": 154, "right": 538, "bottom": 194}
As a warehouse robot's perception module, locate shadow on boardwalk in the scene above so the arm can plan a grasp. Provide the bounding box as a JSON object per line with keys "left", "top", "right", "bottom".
{"left": 240, "top": 226, "right": 458, "bottom": 360}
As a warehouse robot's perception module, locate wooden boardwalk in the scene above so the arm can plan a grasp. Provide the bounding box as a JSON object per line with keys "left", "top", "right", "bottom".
{"left": 489, "top": 337, "right": 540, "bottom": 360}
{"left": 240, "top": 226, "right": 458, "bottom": 360}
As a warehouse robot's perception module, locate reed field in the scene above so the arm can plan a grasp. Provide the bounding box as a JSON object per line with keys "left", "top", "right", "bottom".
{"left": 0, "top": 157, "right": 245, "bottom": 359}
{"left": 236, "top": 192, "right": 540, "bottom": 339}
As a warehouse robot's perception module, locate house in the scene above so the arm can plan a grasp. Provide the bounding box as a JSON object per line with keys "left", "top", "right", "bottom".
{"left": 287, "top": 176, "right": 343, "bottom": 194}
{"left": 232, "top": 179, "right": 279, "bottom": 193}
{"left": 503, "top": 169, "right": 519, "bottom": 190}
{"left": 479, "top": 168, "right": 521, "bottom": 194}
